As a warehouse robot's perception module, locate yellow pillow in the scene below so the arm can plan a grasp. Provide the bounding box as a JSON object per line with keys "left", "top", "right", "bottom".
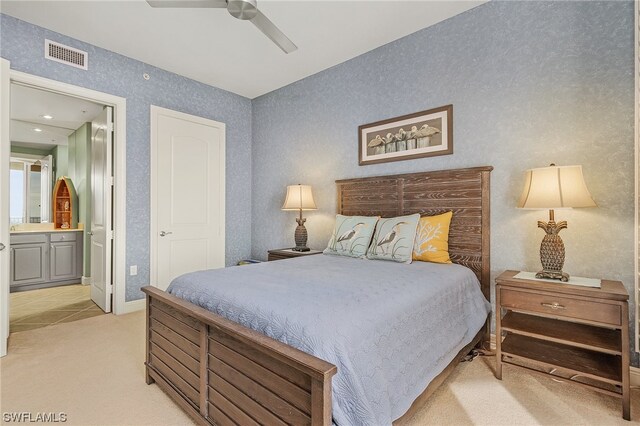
{"left": 412, "top": 212, "right": 452, "bottom": 263}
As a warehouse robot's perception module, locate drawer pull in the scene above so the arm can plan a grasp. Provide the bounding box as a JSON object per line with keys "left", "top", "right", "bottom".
{"left": 541, "top": 302, "right": 565, "bottom": 310}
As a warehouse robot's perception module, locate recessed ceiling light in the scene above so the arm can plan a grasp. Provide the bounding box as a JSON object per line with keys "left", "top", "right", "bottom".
{"left": 33, "top": 128, "right": 43, "bottom": 132}
{"left": 41, "top": 114, "right": 53, "bottom": 120}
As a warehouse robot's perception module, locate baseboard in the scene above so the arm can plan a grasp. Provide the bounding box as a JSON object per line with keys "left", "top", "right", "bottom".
{"left": 631, "top": 367, "right": 640, "bottom": 387}
{"left": 81, "top": 276, "right": 91, "bottom": 285}
{"left": 121, "top": 298, "right": 145, "bottom": 314}
{"left": 492, "top": 333, "right": 640, "bottom": 386}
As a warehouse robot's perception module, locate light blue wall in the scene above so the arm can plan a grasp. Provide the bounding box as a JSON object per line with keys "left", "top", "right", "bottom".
{"left": 251, "top": 2, "right": 636, "bottom": 361}
{"left": 0, "top": 13, "right": 253, "bottom": 301}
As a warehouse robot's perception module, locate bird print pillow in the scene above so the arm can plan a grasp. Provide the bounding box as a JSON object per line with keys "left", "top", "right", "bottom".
{"left": 412, "top": 212, "right": 453, "bottom": 264}
{"left": 324, "top": 215, "right": 379, "bottom": 259}
{"left": 366, "top": 214, "right": 420, "bottom": 263}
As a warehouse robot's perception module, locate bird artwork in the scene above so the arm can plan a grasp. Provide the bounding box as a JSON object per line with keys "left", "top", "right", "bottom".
{"left": 384, "top": 132, "right": 397, "bottom": 153}
{"left": 368, "top": 135, "right": 385, "bottom": 155}
{"left": 406, "top": 125, "right": 418, "bottom": 150}
{"left": 376, "top": 222, "right": 408, "bottom": 255}
{"left": 395, "top": 128, "right": 407, "bottom": 151}
{"left": 336, "top": 222, "right": 365, "bottom": 250}
{"left": 417, "top": 123, "right": 441, "bottom": 137}
{"left": 415, "top": 123, "right": 441, "bottom": 148}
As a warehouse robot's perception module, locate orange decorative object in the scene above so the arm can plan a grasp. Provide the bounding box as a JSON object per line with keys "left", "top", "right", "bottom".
{"left": 52, "top": 176, "right": 78, "bottom": 229}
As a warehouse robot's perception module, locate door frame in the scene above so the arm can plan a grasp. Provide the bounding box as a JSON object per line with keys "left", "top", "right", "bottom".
{"left": 2, "top": 70, "right": 128, "bottom": 320}
{"left": 149, "top": 105, "right": 226, "bottom": 288}
{"left": 635, "top": 0, "right": 639, "bottom": 353}
{"left": 1, "top": 59, "right": 11, "bottom": 357}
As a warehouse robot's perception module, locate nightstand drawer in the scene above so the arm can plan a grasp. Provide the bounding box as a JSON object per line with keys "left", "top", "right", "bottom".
{"left": 268, "top": 253, "right": 289, "bottom": 261}
{"left": 500, "top": 288, "right": 621, "bottom": 326}
{"left": 267, "top": 248, "right": 322, "bottom": 261}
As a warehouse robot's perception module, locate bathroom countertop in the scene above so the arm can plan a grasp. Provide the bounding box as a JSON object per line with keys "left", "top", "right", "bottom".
{"left": 11, "top": 228, "right": 84, "bottom": 234}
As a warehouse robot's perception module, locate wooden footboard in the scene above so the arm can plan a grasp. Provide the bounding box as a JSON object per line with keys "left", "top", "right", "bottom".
{"left": 142, "top": 286, "right": 337, "bottom": 426}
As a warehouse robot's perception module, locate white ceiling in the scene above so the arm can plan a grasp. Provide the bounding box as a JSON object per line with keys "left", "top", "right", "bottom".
{"left": 0, "top": 1, "right": 484, "bottom": 99}
{"left": 11, "top": 83, "right": 104, "bottom": 151}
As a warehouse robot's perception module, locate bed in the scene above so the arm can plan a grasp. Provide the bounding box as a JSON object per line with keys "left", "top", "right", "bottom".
{"left": 142, "top": 166, "right": 493, "bottom": 426}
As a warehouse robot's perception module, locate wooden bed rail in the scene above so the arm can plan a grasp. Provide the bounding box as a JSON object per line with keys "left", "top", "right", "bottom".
{"left": 142, "top": 286, "right": 337, "bottom": 426}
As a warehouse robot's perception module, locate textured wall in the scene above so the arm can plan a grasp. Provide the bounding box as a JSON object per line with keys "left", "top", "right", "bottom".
{"left": 251, "top": 2, "right": 636, "bottom": 361}
{"left": 1, "top": 13, "right": 253, "bottom": 301}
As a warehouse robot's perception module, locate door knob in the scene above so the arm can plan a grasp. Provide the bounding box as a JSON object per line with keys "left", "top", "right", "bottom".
{"left": 88, "top": 231, "right": 94, "bottom": 236}
{"left": 0, "top": 243, "right": 5, "bottom": 251}
{"left": 159, "top": 231, "right": 173, "bottom": 237}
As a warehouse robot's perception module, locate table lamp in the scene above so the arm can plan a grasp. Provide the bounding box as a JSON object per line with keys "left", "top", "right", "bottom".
{"left": 517, "top": 164, "right": 596, "bottom": 282}
{"left": 282, "top": 184, "right": 317, "bottom": 252}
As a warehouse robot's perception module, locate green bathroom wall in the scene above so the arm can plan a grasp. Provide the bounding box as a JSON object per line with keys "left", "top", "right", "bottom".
{"left": 53, "top": 145, "right": 68, "bottom": 179}
{"left": 10, "top": 146, "right": 53, "bottom": 157}
{"left": 67, "top": 122, "right": 92, "bottom": 278}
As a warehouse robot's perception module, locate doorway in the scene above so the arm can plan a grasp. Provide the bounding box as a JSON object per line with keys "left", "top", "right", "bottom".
{"left": 0, "top": 65, "right": 127, "bottom": 356}
{"left": 8, "top": 83, "right": 110, "bottom": 332}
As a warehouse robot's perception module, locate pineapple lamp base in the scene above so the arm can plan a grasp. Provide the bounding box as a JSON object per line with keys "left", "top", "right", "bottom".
{"left": 535, "top": 209, "right": 570, "bottom": 282}
{"left": 291, "top": 216, "right": 310, "bottom": 252}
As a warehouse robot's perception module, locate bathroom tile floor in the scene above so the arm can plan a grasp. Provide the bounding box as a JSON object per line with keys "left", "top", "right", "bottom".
{"left": 10, "top": 284, "right": 105, "bottom": 333}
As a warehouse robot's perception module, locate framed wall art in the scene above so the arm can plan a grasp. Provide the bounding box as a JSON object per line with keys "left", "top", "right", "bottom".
{"left": 358, "top": 104, "right": 453, "bottom": 165}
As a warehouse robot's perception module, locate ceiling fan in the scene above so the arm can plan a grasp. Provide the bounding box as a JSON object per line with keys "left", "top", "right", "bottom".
{"left": 146, "top": 0, "right": 297, "bottom": 54}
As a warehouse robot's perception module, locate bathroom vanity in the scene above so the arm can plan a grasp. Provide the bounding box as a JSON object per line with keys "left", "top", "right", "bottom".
{"left": 10, "top": 229, "right": 84, "bottom": 292}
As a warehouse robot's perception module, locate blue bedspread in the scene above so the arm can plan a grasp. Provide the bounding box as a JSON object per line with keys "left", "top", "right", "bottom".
{"left": 168, "top": 254, "right": 490, "bottom": 426}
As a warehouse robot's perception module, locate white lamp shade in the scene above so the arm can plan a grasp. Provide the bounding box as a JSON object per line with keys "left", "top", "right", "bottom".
{"left": 517, "top": 165, "right": 596, "bottom": 209}
{"left": 282, "top": 184, "right": 317, "bottom": 211}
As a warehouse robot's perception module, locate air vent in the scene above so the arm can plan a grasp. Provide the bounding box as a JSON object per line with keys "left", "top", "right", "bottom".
{"left": 44, "top": 39, "right": 88, "bottom": 70}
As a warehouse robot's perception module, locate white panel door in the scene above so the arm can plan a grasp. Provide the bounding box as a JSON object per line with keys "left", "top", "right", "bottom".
{"left": 152, "top": 107, "right": 225, "bottom": 291}
{"left": 90, "top": 107, "right": 113, "bottom": 312}
{"left": 0, "top": 59, "right": 10, "bottom": 357}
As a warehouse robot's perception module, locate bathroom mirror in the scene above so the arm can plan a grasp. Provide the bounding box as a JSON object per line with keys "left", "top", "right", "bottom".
{"left": 9, "top": 156, "right": 52, "bottom": 224}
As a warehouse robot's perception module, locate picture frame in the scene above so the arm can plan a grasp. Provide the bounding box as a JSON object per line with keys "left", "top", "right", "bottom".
{"left": 358, "top": 104, "right": 453, "bottom": 166}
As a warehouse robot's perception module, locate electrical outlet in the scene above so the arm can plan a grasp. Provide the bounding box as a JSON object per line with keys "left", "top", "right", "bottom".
{"left": 130, "top": 265, "right": 138, "bottom": 276}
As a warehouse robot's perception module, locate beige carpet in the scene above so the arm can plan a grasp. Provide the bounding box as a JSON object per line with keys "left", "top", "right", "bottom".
{"left": 1, "top": 311, "right": 639, "bottom": 425}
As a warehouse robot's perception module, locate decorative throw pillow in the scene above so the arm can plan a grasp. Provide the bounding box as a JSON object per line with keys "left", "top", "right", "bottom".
{"left": 324, "top": 215, "right": 379, "bottom": 259}
{"left": 366, "top": 214, "right": 420, "bottom": 263}
{"left": 412, "top": 211, "right": 453, "bottom": 264}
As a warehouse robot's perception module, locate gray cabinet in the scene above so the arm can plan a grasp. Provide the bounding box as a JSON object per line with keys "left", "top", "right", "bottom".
{"left": 11, "top": 239, "right": 47, "bottom": 286}
{"left": 10, "top": 231, "right": 83, "bottom": 292}
{"left": 50, "top": 241, "right": 77, "bottom": 281}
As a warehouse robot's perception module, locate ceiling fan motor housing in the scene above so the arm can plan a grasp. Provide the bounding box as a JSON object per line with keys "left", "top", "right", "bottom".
{"left": 227, "top": 0, "right": 258, "bottom": 20}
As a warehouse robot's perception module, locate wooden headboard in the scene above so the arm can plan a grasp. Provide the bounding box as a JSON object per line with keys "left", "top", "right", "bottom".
{"left": 336, "top": 166, "right": 493, "bottom": 300}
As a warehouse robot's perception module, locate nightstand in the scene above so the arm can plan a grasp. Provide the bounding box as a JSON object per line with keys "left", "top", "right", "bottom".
{"left": 267, "top": 248, "right": 322, "bottom": 261}
{"left": 495, "top": 270, "right": 630, "bottom": 420}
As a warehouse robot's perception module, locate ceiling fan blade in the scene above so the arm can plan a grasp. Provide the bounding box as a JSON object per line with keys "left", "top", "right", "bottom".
{"left": 250, "top": 10, "right": 297, "bottom": 54}
{"left": 147, "top": 0, "right": 227, "bottom": 8}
